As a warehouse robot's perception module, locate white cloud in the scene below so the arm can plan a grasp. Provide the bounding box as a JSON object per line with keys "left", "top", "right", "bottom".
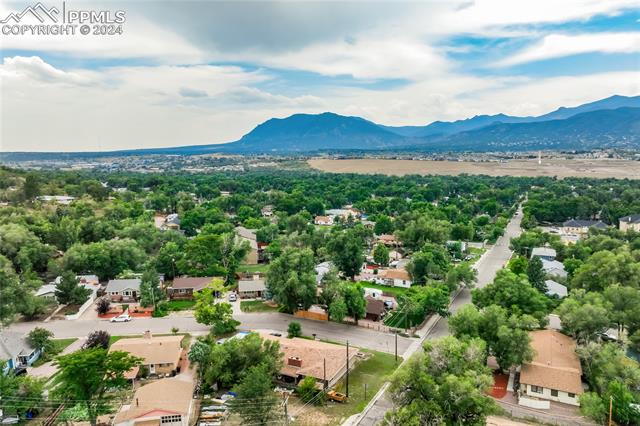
{"left": 496, "top": 32, "right": 640, "bottom": 66}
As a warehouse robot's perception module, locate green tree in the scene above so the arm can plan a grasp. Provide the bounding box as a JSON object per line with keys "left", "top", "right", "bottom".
{"left": 445, "top": 263, "right": 477, "bottom": 292}
{"left": 139, "top": 267, "right": 163, "bottom": 309}
{"left": 55, "top": 271, "right": 91, "bottom": 305}
{"left": 220, "top": 232, "right": 250, "bottom": 285}
{"left": 177, "top": 234, "right": 226, "bottom": 277}
{"left": 329, "top": 298, "right": 348, "bottom": 323}
{"left": 0, "top": 269, "right": 28, "bottom": 325}
{"left": 373, "top": 243, "right": 390, "bottom": 266}
{"left": 23, "top": 173, "right": 40, "bottom": 200}
{"left": 571, "top": 249, "right": 640, "bottom": 292}
{"left": 374, "top": 215, "right": 393, "bottom": 235}
{"left": 343, "top": 284, "right": 367, "bottom": 325}
{"left": 396, "top": 217, "right": 451, "bottom": 251}
{"left": 229, "top": 364, "right": 280, "bottom": 425}
{"left": 53, "top": 348, "right": 142, "bottom": 426}
{"left": 288, "top": 321, "right": 302, "bottom": 338}
{"left": 557, "top": 290, "right": 611, "bottom": 343}
{"left": 507, "top": 256, "right": 528, "bottom": 275}
{"left": 327, "top": 229, "right": 365, "bottom": 280}
{"left": 526, "top": 256, "right": 547, "bottom": 293}
{"left": 0, "top": 369, "right": 45, "bottom": 417}
{"left": 603, "top": 285, "right": 640, "bottom": 334}
{"left": 193, "top": 288, "right": 239, "bottom": 336}
{"left": 266, "top": 247, "right": 317, "bottom": 313}
{"left": 387, "top": 336, "right": 496, "bottom": 425}
{"left": 155, "top": 241, "right": 182, "bottom": 280}
{"left": 406, "top": 244, "right": 451, "bottom": 283}
{"left": 27, "top": 327, "right": 54, "bottom": 353}
{"left": 297, "top": 375, "right": 324, "bottom": 404}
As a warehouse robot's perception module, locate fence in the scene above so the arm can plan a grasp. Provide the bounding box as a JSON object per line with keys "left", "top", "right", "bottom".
{"left": 65, "top": 289, "right": 97, "bottom": 320}
{"left": 294, "top": 310, "right": 328, "bottom": 321}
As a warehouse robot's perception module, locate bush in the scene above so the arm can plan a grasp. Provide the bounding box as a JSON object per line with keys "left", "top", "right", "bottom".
{"left": 95, "top": 297, "right": 111, "bottom": 315}
{"left": 297, "top": 376, "right": 325, "bottom": 405}
{"left": 287, "top": 321, "right": 302, "bottom": 338}
{"left": 83, "top": 330, "right": 110, "bottom": 349}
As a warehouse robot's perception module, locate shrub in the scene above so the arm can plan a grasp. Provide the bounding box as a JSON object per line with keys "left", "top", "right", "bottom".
{"left": 287, "top": 321, "right": 302, "bottom": 338}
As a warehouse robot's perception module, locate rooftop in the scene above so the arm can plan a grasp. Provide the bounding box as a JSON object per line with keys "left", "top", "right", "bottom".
{"left": 619, "top": 214, "right": 640, "bottom": 224}
{"left": 519, "top": 330, "right": 583, "bottom": 395}
{"left": 238, "top": 278, "right": 267, "bottom": 292}
{"left": 109, "top": 334, "right": 183, "bottom": 367}
{"left": 171, "top": 276, "right": 220, "bottom": 291}
{"left": 106, "top": 278, "right": 141, "bottom": 292}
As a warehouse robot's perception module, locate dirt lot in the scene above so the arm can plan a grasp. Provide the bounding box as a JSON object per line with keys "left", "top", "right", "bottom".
{"left": 308, "top": 158, "right": 640, "bottom": 179}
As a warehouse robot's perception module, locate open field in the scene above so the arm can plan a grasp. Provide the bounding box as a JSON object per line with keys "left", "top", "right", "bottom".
{"left": 308, "top": 158, "right": 640, "bottom": 179}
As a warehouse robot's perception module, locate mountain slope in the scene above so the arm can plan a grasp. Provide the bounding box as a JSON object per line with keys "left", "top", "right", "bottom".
{"left": 216, "top": 112, "right": 415, "bottom": 152}
{"left": 417, "top": 107, "right": 640, "bottom": 152}
{"left": 532, "top": 95, "right": 640, "bottom": 122}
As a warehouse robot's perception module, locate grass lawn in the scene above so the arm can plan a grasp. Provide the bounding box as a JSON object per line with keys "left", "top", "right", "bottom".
{"left": 32, "top": 338, "right": 77, "bottom": 366}
{"left": 165, "top": 299, "right": 196, "bottom": 311}
{"left": 240, "top": 300, "right": 279, "bottom": 313}
{"left": 237, "top": 263, "right": 269, "bottom": 274}
{"left": 320, "top": 350, "right": 400, "bottom": 425}
{"left": 356, "top": 282, "right": 410, "bottom": 298}
{"left": 109, "top": 333, "right": 191, "bottom": 347}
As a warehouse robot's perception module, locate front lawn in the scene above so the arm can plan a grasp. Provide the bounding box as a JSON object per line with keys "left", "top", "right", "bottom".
{"left": 356, "top": 282, "right": 410, "bottom": 298}
{"left": 109, "top": 333, "right": 191, "bottom": 347}
{"left": 165, "top": 300, "right": 196, "bottom": 311}
{"left": 31, "top": 338, "right": 77, "bottom": 366}
{"left": 240, "top": 300, "right": 279, "bottom": 313}
{"left": 237, "top": 263, "right": 269, "bottom": 274}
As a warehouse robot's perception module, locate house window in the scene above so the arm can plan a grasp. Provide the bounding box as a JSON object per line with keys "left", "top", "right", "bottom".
{"left": 179, "top": 289, "right": 186, "bottom": 293}
{"left": 551, "top": 389, "right": 558, "bottom": 397}
{"left": 161, "top": 414, "right": 182, "bottom": 423}
{"left": 530, "top": 385, "right": 543, "bottom": 394}
{"left": 123, "top": 290, "right": 131, "bottom": 296}
{"left": 568, "top": 393, "right": 575, "bottom": 398}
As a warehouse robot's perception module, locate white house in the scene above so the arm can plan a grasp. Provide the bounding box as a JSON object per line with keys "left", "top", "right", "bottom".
{"left": 545, "top": 280, "right": 568, "bottom": 298}
{"left": 541, "top": 259, "right": 568, "bottom": 279}
{"left": 314, "top": 215, "right": 333, "bottom": 226}
{"left": 531, "top": 247, "right": 556, "bottom": 261}
{"left": 106, "top": 278, "right": 142, "bottom": 302}
{"left": 383, "top": 269, "right": 412, "bottom": 288}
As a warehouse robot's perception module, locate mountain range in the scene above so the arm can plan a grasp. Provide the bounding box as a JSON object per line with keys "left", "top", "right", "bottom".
{"left": 2, "top": 95, "right": 639, "bottom": 160}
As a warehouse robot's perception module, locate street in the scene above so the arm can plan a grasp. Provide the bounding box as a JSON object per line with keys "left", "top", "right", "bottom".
{"left": 7, "top": 311, "right": 413, "bottom": 356}
{"left": 355, "top": 206, "right": 523, "bottom": 425}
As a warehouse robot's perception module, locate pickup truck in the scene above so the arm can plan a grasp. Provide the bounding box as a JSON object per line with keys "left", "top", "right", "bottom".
{"left": 326, "top": 390, "right": 347, "bottom": 403}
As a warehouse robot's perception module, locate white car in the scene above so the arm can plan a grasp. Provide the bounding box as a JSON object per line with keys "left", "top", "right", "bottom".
{"left": 228, "top": 293, "right": 237, "bottom": 302}
{"left": 110, "top": 314, "right": 132, "bottom": 322}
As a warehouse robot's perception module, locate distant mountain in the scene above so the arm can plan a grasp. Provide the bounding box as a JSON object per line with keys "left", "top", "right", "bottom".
{"left": 382, "top": 95, "right": 640, "bottom": 137}
{"left": 415, "top": 107, "right": 640, "bottom": 152}
{"left": 215, "top": 112, "right": 416, "bottom": 152}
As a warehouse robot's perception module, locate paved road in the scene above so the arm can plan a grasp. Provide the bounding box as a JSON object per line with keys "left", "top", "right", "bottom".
{"left": 355, "top": 207, "right": 523, "bottom": 426}
{"left": 7, "top": 312, "right": 413, "bottom": 355}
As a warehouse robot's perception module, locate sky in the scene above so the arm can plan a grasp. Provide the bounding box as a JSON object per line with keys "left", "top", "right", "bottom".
{"left": 1, "top": 0, "right": 639, "bottom": 152}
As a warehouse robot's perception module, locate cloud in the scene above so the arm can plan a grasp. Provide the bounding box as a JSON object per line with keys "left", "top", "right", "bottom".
{"left": 0, "top": 56, "right": 94, "bottom": 85}
{"left": 179, "top": 87, "right": 208, "bottom": 98}
{"left": 496, "top": 32, "right": 640, "bottom": 66}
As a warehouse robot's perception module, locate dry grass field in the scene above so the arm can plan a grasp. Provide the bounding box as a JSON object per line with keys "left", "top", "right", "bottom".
{"left": 308, "top": 158, "right": 640, "bottom": 179}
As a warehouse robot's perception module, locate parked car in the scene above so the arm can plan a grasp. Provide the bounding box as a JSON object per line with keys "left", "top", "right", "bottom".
{"left": 327, "top": 390, "right": 347, "bottom": 403}
{"left": 228, "top": 293, "right": 237, "bottom": 302}
{"left": 110, "top": 313, "right": 132, "bottom": 322}
{"left": 1, "top": 417, "right": 20, "bottom": 425}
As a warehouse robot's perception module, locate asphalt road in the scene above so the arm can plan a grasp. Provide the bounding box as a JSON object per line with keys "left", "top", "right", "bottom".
{"left": 355, "top": 207, "right": 523, "bottom": 426}
{"left": 7, "top": 312, "right": 413, "bottom": 355}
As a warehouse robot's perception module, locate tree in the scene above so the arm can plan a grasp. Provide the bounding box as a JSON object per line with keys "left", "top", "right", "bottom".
{"left": 603, "top": 285, "right": 640, "bottom": 334}
{"left": 155, "top": 241, "right": 182, "bottom": 280}
{"left": 176, "top": 234, "right": 226, "bottom": 277}
{"left": 374, "top": 215, "right": 394, "bottom": 235}
{"left": 526, "top": 256, "right": 547, "bottom": 293}
{"left": 387, "top": 336, "right": 496, "bottom": 425}
{"left": 472, "top": 269, "right": 550, "bottom": 324}
{"left": 396, "top": 217, "right": 451, "bottom": 251}
{"left": 373, "top": 243, "right": 390, "bottom": 266}
{"left": 329, "top": 298, "right": 348, "bottom": 323}
{"left": 266, "top": 247, "right": 317, "bottom": 313}
{"left": 0, "top": 369, "right": 46, "bottom": 418}
{"left": 83, "top": 331, "right": 111, "bottom": 350}
{"left": 229, "top": 364, "right": 280, "bottom": 425}
{"left": 55, "top": 271, "right": 91, "bottom": 305}
{"left": 507, "top": 256, "right": 528, "bottom": 275}
{"left": 297, "top": 375, "right": 324, "bottom": 404}
{"left": 188, "top": 339, "right": 212, "bottom": 374}
{"left": 18, "top": 292, "right": 52, "bottom": 321}
{"left": 193, "top": 288, "right": 239, "bottom": 336}
{"left": 95, "top": 297, "right": 111, "bottom": 315}
{"left": 571, "top": 249, "right": 640, "bottom": 292}
{"left": 27, "top": 327, "right": 54, "bottom": 353}
{"left": 327, "top": 229, "right": 365, "bottom": 280}
{"left": 288, "top": 321, "right": 302, "bottom": 338}
{"left": 198, "top": 333, "right": 282, "bottom": 389}
{"left": 139, "top": 267, "right": 163, "bottom": 308}
{"left": 63, "top": 239, "right": 145, "bottom": 281}
{"left": 445, "top": 263, "right": 477, "bottom": 292}
{"left": 23, "top": 173, "right": 40, "bottom": 200}
{"left": 220, "top": 232, "right": 250, "bottom": 285}
{"left": 406, "top": 244, "right": 451, "bottom": 283}
{"left": 53, "top": 348, "right": 142, "bottom": 426}
{"left": 343, "top": 284, "right": 367, "bottom": 325}
{"left": 557, "top": 290, "right": 611, "bottom": 343}
{"left": 0, "top": 269, "right": 25, "bottom": 325}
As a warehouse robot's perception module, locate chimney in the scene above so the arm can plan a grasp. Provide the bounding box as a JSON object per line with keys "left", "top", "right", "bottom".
{"left": 143, "top": 330, "right": 152, "bottom": 339}
{"left": 287, "top": 356, "right": 302, "bottom": 368}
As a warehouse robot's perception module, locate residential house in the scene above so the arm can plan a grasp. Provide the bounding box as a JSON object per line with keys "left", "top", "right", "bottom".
{"left": 113, "top": 375, "right": 194, "bottom": 426}
{"left": 0, "top": 331, "right": 40, "bottom": 373}
{"left": 314, "top": 215, "right": 333, "bottom": 226}
{"left": 519, "top": 330, "right": 583, "bottom": 407}
{"left": 235, "top": 226, "right": 260, "bottom": 264}
{"left": 261, "top": 205, "right": 274, "bottom": 217}
{"left": 562, "top": 219, "right": 608, "bottom": 236}
{"left": 619, "top": 214, "right": 640, "bottom": 232}
{"left": 37, "top": 195, "right": 75, "bottom": 205}
{"left": 154, "top": 214, "right": 181, "bottom": 232}
{"left": 541, "top": 259, "right": 568, "bottom": 279}
{"left": 168, "top": 276, "right": 221, "bottom": 300}
{"left": 365, "top": 297, "right": 385, "bottom": 322}
{"left": 545, "top": 280, "right": 568, "bottom": 298}
{"left": 315, "top": 261, "right": 332, "bottom": 285}
{"left": 238, "top": 276, "right": 267, "bottom": 299}
{"left": 109, "top": 332, "right": 184, "bottom": 378}
{"left": 531, "top": 247, "right": 557, "bottom": 261}
{"left": 106, "top": 279, "right": 142, "bottom": 302}
{"left": 377, "top": 234, "right": 399, "bottom": 247}
{"left": 35, "top": 283, "right": 57, "bottom": 299}
{"left": 384, "top": 269, "right": 412, "bottom": 288}
{"left": 261, "top": 332, "right": 359, "bottom": 388}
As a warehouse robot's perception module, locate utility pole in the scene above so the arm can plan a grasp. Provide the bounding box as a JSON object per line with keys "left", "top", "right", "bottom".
{"left": 323, "top": 358, "right": 327, "bottom": 390}
{"left": 395, "top": 331, "right": 398, "bottom": 363}
{"left": 346, "top": 340, "right": 350, "bottom": 398}
{"left": 283, "top": 393, "right": 289, "bottom": 426}
{"left": 608, "top": 395, "right": 613, "bottom": 426}
{"left": 364, "top": 383, "right": 367, "bottom": 400}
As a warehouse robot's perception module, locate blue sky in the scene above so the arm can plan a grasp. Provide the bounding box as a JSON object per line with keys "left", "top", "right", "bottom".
{"left": 1, "top": 0, "right": 639, "bottom": 151}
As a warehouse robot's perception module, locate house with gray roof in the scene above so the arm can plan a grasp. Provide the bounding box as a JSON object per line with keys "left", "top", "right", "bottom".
{"left": 531, "top": 247, "right": 557, "bottom": 261}
{"left": 238, "top": 277, "right": 267, "bottom": 299}
{"left": 619, "top": 214, "right": 640, "bottom": 232}
{"left": 1, "top": 331, "right": 40, "bottom": 373}
{"left": 541, "top": 259, "right": 568, "bottom": 279}
{"left": 106, "top": 278, "right": 142, "bottom": 302}
{"left": 545, "top": 280, "right": 568, "bottom": 298}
